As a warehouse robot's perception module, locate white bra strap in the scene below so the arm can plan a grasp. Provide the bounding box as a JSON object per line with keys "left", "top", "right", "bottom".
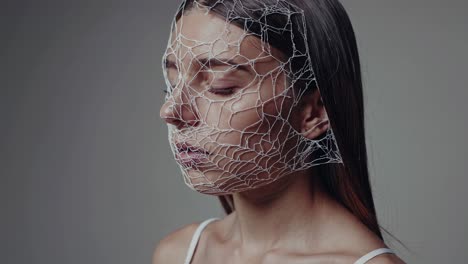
{"left": 183, "top": 218, "right": 220, "bottom": 264}
{"left": 354, "top": 248, "right": 396, "bottom": 264}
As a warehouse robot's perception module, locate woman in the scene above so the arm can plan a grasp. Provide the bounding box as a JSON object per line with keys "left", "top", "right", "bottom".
{"left": 155, "top": 0, "right": 406, "bottom": 263}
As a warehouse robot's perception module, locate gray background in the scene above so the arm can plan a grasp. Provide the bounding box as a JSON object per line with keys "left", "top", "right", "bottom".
{"left": 2, "top": 0, "right": 467, "bottom": 263}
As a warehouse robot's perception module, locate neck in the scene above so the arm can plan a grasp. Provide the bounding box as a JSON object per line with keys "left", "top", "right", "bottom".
{"left": 226, "top": 168, "right": 342, "bottom": 254}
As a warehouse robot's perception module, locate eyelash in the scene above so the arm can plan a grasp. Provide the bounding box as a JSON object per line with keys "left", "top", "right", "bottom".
{"left": 207, "top": 86, "right": 236, "bottom": 96}
{"left": 163, "top": 87, "right": 236, "bottom": 96}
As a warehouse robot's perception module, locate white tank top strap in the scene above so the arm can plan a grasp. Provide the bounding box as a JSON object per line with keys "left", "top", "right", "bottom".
{"left": 183, "top": 218, "right": 220, "bottom": 264}
{"left": 183, "top": 221, "right": 395, "bottom": 264}
{"left": 353, "top": 247, "right": 396, "bottom": 264}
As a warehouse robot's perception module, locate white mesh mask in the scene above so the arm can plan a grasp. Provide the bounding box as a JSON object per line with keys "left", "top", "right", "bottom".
{"left": 160, "top": 0, "right": 343, "bottom": 195}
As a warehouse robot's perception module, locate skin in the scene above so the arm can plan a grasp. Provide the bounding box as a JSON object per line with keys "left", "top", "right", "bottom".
{"left": 160, "top": 5, "right": 329, "bottom": 194}
{"left": 156, "top": 6, "right": 406, "bottom": 264}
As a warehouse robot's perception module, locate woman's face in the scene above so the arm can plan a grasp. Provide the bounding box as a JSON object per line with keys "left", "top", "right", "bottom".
{"left": 160, "top": 7, "right": 312, "bottom": 195}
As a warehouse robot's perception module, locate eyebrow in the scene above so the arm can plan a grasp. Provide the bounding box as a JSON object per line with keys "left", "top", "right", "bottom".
{"left": 164, "top": 57, "right": 251, "bottom": 73}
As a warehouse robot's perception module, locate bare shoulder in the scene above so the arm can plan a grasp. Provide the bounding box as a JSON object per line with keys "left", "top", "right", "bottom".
{"left": 328, "top": 211, "right": 407, "bottom": 263}
{"left": 326, "top": 224, "right": 406, "bottom": 263}
{"left": 362, "top": 253, "right": 407, "bottom": 264}
{"left": 343, "top": 238, "right": 407, "bottom": 264}
{"left": 152, "top": 221, "right": 201, "bottom": 264}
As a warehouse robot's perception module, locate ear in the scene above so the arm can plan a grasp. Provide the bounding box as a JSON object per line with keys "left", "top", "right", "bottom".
{"left": 299, "top": 89, "right": 329, "bottom": 140}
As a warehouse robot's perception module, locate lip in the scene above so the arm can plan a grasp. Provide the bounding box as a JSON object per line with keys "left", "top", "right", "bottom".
{"left": 174, "top": 142, "right": 210, "bottom": 167}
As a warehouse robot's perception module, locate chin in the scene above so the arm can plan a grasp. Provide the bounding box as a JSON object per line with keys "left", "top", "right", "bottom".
{"left": 183, "top": 173, "right": 287, "bottom": 197}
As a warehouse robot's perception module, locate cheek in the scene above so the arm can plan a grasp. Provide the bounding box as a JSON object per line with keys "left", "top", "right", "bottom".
{"left": 230, "top": 91, "right": 263, "bottom": 130}
{"left": 194, "top": 73, "right": 295, "bottom": 151}
{"left": 203, "top": 73, "right": 291, "bottom": 129}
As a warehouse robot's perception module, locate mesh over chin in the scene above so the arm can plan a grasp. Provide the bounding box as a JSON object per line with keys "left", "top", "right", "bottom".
{"left": 161, "top": 0, "right": 342, "bottom": 195}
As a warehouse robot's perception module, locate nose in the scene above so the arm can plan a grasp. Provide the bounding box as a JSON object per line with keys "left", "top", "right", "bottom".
{"left": 159, "top": 87, "right": 199, "bottom": 129}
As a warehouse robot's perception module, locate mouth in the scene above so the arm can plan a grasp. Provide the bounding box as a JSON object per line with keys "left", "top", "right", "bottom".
{"left": 174, "top": 142, "right": 210, "bottom": 167}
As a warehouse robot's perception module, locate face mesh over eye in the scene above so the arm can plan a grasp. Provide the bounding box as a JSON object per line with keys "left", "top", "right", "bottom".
{"left": 161, "top": 0, "right": 342, "bottom": 195}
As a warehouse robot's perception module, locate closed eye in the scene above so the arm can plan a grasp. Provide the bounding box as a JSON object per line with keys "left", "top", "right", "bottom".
{"left": 207, "top": 86, "right": 236, "bottom": 96}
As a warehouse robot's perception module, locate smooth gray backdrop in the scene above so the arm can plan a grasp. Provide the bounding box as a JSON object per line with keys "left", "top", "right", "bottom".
{"left": 2, "top": 0, "right": 467, "bottom": 263}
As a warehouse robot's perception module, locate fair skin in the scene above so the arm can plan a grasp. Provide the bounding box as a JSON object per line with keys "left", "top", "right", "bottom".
{"left": 155, "top": 7, "right": 406, "bottom": 264}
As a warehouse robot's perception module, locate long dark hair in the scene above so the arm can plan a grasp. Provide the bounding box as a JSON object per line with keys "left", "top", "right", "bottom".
{"left": 174, "top": 0, "right": 406, "bottom": 248}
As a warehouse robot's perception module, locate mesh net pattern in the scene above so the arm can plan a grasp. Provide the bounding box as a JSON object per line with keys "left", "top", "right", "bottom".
{"left": 161, "top": 0, "right": 342, "bottom": 195}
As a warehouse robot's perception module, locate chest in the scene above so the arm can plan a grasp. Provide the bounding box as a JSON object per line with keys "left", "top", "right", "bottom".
{"left": 189, "top": 244, "right": 356, "bottom": 264}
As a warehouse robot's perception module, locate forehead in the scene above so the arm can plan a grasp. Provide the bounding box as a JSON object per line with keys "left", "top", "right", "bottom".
{"left": 165, "top": 7, "right": 283, "bottom": 63}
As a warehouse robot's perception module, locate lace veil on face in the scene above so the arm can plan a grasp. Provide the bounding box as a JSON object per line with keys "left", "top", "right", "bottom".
{"left": 161, "top": 0, "right": 342, "bottom": 195}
